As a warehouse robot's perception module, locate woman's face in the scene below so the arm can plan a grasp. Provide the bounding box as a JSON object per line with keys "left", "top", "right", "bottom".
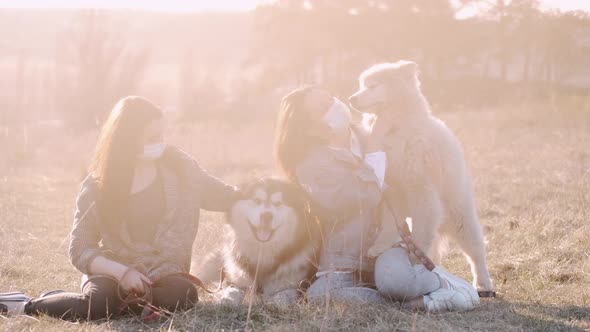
{"left": 303, "top": 89, "right": 353, "bottom": 141}
{"left": 303, "top": 89, "right": 334, "bottom": 134}
{"left": 140, "top": 117, "right": 165, "bottom": 147}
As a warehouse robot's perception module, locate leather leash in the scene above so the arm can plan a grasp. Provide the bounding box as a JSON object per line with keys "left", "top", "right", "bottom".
{"left": 382, "top": 190, "right": 496, "bottom": 298}
{"left": 117, "top": 269, "right": 225, "bottom": 322}
{"left": 382, "top": 190, "right": 436, "bottom": 271}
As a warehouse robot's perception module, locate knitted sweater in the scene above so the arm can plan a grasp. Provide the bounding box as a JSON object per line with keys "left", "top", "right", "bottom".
{"left": 68, "top": 146, "right": 235, "bottom": 280}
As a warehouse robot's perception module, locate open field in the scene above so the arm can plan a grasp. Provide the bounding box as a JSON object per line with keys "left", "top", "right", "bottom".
{"left": 1, "top": 101, "right": 590, "bottom": 331}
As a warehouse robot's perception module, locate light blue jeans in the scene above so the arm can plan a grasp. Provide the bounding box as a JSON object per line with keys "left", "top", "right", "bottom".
{"left": 374, "top": 247, "right": 441, "bottom": 301}
{"left": 307, "top": 271, "right": 386, "bottom": 305}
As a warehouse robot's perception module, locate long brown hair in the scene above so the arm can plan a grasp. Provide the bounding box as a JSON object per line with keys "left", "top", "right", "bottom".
{"left": 89, "top": 96, "right": 162, "bottom": 230}
{"left": 274, "top": 86, "right": 327, "bottom": 182}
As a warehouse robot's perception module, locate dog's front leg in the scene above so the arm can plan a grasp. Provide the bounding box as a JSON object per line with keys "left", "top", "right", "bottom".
{"left": 405, "top": 185, "right": 444, "bottom": 259}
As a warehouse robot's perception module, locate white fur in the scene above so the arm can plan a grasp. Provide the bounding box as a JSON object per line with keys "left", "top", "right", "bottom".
{"left": 352, "top": 61, "right": 494, "bottom": 292}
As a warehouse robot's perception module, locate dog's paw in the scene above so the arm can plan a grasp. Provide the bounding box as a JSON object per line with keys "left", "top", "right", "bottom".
{"left": 265, "top": 289, "right": 300, "bottom": 307}
{"left": 218, "top": 286, "right": 245, "bottom": 306}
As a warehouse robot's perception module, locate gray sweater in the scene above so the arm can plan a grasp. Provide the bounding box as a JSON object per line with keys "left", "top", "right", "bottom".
{"left": 68, "top": 146, "right": 235, "bottom": 280}
{"left": 296, "top": 145, "right": 382, "bottom": 273}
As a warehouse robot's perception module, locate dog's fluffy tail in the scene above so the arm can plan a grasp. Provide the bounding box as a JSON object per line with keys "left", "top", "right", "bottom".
{"left": 192, "top": 249, "right": 224, "bottom": 285}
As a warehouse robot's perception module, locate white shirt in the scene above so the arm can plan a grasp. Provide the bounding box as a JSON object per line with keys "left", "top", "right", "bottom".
{"left": 350, "top": 131, "right": 387, "bottom": 190}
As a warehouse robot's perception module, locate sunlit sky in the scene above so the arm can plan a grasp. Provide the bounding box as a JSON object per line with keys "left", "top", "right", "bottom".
{"left": 0, "top": 0, "right": 588, "bottom": 12}
{"left": 0, "top": 0, "right": 263, "bottom": 11}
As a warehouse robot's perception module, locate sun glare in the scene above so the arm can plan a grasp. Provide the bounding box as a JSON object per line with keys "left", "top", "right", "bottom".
{"left": 0, "top": 0, "right": 269, "bottom": 12}
{"left": 0, "top": 0, "right": 588, "bottom": 13}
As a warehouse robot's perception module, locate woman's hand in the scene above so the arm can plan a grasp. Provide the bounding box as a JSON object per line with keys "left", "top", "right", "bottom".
{"left": 89, "top": 256, "right": 152, "bottom": 295}
{"left": 118, "top": 268, "right": 152, "bottom": 295}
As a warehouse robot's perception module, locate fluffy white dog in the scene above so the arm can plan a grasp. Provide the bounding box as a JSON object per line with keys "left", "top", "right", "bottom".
{"left": 349, "top": 61, "right": 494, "bottom": 293}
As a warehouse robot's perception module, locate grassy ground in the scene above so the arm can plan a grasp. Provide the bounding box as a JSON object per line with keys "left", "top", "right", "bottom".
{"left": 1, "top": 101, "right": 589, "bottom": 331}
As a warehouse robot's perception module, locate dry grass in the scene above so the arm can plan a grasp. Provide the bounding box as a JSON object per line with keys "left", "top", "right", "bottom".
{"left": 1, "top": 101, "right": 590, "bottom": 331}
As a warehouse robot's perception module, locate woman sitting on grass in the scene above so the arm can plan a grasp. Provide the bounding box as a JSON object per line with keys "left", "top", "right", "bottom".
{"left": 275, "top": 87, "right": 480, "bottom": 312}
{"left": 0, "top": 96, "right": 235, "bottom": 321}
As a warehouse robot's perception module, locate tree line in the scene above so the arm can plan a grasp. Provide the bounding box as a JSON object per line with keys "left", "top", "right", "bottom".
{"left": 3, "top": 1, "right": 589, "bottom": 130}
{"left": 248, "top": 0, "right": 590, "bottom": 102}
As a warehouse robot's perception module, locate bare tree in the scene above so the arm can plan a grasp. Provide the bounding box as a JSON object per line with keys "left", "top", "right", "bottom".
{"left": 55, "top": 10, "right": 151, "bottom": 130}
{"left": 178, "top": 46, "right": 226, "bottom": 122}
{"left": 539, "top": 11, "right": 588, "bottom": 86}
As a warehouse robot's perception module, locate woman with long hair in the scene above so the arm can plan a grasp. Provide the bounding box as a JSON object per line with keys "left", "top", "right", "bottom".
{"left": 274, "top": 87, "right": 479, "bottom": 311}
{"left": 1, "top": 96, "right": 235, "bottom": 320}
{"left": 275, "top": 87, "right": 388, "bottom": 304}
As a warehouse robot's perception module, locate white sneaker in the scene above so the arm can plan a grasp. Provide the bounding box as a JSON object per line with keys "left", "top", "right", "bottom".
{"left": 218, "top": 286, "right": 245, "bottom": 306}
{"left": 0, "top": 292, "right": 31, "bottom": 317}
{"left": 424, "top": 267, "right": 480, "bottom": 313}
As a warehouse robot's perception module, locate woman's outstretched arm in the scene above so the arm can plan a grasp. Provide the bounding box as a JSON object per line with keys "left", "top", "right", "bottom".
{"left": 167, "top": 146, "right": 237, "bottom": 212}
{"left": 194, "top": 162, "right": 237, "bottom": 212}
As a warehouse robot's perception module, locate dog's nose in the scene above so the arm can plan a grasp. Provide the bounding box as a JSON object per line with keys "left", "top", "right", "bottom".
{"left": 261, "top": 212, "right": 273, "bottom": 224}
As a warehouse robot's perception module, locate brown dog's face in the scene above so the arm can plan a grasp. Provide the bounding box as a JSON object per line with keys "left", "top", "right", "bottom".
{"left": 349, "top": 61, "right": 419, "bottom": 114}
{"left": 228, "top": 179, "right": 306, "bottom": 244}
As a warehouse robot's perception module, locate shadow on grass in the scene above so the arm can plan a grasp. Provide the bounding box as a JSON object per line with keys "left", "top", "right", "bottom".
{"left": 94, "top": 299, "right": 590, "bottom": 332}
{"left": 473, "top": 300, "right": 590, "bottom": 332}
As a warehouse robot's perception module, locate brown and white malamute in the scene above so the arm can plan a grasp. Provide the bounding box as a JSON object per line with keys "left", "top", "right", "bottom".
{"left": 197, "top": 178, "right": 320, "bottom": 305}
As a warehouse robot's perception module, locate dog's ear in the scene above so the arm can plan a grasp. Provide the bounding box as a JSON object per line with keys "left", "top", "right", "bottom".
{"left": 233, "top": 181, "right": 256, "bottom": 201}
{"left": 398, "top": 61, "right": 418, "bottom": 78}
